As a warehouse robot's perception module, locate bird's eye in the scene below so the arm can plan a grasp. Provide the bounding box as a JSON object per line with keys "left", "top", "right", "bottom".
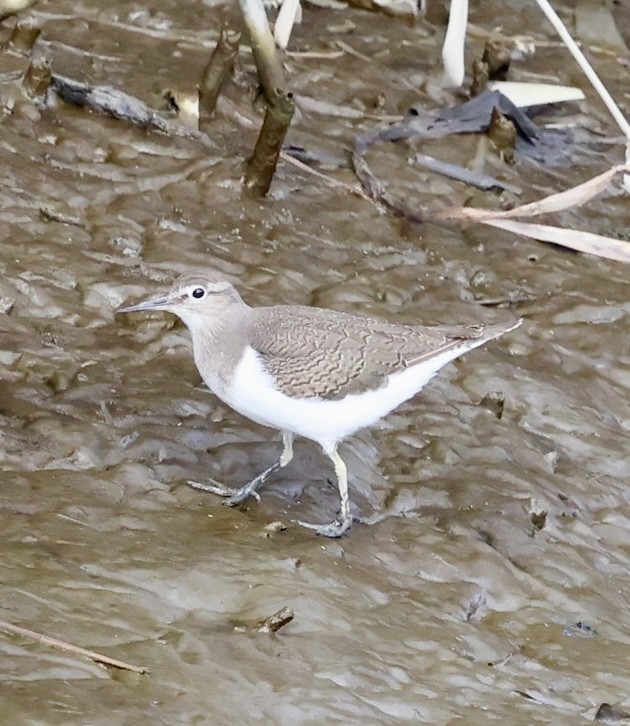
{"left": 191, "top": 287, "right": 205, "bottom": 299}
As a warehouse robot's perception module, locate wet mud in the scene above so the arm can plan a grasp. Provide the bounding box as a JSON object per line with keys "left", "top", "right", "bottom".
{"left": 1, "top": 1, "right": 629, "bottom": 723}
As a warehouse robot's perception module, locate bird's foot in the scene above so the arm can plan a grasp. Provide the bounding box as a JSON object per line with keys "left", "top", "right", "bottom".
{"left": 187, "top": 479, "right": 261, "bottom": 505}
{"left": 295, "top": 516, "right": 353, "bottom": 538}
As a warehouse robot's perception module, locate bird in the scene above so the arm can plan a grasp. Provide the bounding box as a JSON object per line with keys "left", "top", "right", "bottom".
{"left": 117, "top": 272, "right": 521, "bottom": 537}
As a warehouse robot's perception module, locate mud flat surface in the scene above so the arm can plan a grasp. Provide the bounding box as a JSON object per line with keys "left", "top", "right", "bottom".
{"left": 0, "top": 1, "right": 629, "bottom": 723}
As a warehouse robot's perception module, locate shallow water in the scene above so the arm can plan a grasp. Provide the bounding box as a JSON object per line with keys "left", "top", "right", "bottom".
{"left": 1, "top": 1, "right": 629, "bottom": 724}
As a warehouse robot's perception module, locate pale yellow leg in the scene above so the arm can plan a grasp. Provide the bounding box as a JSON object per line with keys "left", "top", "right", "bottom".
{"left": 296, "top": 443, "right": 353, "bottom": 538}
{"left": 188, "top": 431, "right": 294, "bottom": 505}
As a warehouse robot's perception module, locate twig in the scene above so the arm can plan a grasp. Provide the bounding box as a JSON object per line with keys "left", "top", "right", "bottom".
{"left": 39, "top": 206, "right": 83, "bottom": 227}
{"left": 412, "top": 152, "right": 522, "bottom": 194}
{"left": 334, "top": 39, "right": 372, "bottom": 64}
{"left": 0, "top": 619, "right": 148, "bottom": 674}
{"left": 280, "top": 150, "right": 381, "bottom": 208}
{"left": 286, "top": 49, "right": 344, "bottom": 60}
{"left": 254, "top": 606, "right": 294, "bottom": 633}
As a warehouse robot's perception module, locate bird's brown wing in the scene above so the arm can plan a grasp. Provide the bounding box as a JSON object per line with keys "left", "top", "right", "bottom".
{"left": 249, "top": 305, "right": 475, "bottom": 400}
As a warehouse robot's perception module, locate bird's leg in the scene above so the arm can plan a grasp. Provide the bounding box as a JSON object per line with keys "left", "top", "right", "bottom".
{"left": 188, "top": 432, "right": 294, "bottom": 506}
{"left": 296, "top": 444, "right": 353, "bottom": 538}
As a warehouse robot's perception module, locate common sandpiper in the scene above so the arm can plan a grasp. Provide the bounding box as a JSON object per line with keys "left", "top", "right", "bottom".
{"left": 118, "top": 273, "right": 521, "bottom": 537}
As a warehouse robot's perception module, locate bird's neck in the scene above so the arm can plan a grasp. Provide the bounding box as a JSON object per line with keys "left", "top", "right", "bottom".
{"left": 187, "top": 304, "right": 252, "bottom": 396}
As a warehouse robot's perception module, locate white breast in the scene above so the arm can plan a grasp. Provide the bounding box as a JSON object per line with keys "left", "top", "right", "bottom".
{"left": 218, "top": 345, "right": 465, "bottom": 448}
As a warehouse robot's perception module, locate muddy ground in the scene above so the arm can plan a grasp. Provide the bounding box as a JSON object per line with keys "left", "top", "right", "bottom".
{"left": 0, "top": 0, "right": 629, "bottom": 724}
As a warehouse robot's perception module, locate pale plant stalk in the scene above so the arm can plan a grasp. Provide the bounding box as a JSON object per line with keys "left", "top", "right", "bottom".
{"left": 274, "top": 0, "right": 301, "bottom": 50}
{"left": 535, "top": 0, "right": 630, "bottom": 138}
{"left": 441, "top": 0, "right": 468, "bottom": 88}
{"left": 535, "top": 0, "right": 630, "bottom": 190}
{"left": 239, "top": 0, "right": 284, "bottom": 96}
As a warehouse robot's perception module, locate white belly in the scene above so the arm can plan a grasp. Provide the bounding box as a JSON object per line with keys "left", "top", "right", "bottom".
{"left": 214, "top": 346, "right": 463, "bottom": 448}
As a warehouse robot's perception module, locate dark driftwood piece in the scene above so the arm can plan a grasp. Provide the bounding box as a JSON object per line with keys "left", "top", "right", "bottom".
{"left": 232, "top": 607, "right": 295, "bottom": 633}
{"left": 51, "top": 74, "right": 172, "bottom": 132}
{"left": 253, "top": 606, "right": 294, "bottom": 633}
{"left": 199, "top": 24, "right": 241, "bottom": 122}
{"left": 49, "top": 74, "right": 215, "bottom": 148}
{"left": 595, "top": 704, "right": 630, "bottom": 723}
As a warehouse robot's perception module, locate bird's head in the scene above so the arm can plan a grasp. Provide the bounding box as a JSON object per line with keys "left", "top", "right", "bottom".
{"left": 118, "top": 274, "right": 246, "bottom": 332}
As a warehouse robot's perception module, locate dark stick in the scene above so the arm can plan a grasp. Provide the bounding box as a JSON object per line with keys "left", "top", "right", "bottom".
{"left": 244, "top": 92, "right": 294, "bottom": 196}
{"left": 238, "top": 0, "right": 294, "bottom": 196}
{"left": 22, "top": 56, "right": 52, "bottom": 100}
{"left": 199, "top": 24, "right": 241, "bottom": 121}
